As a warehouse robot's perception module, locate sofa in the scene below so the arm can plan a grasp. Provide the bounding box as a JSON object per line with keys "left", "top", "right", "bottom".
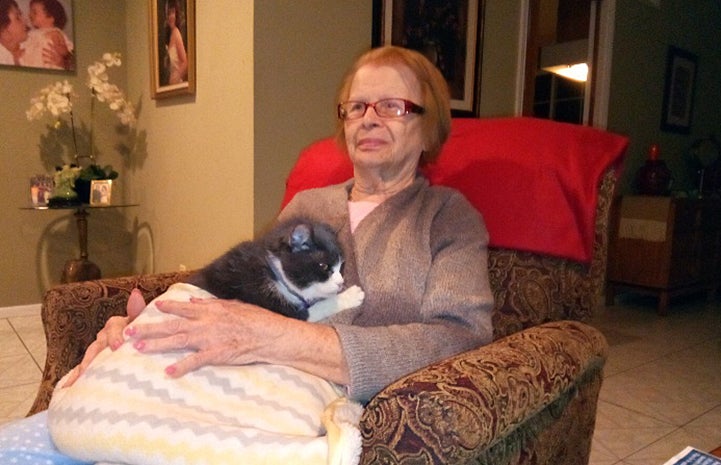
{"left": 29, "top": 117, "right": 628, "bottom": 464}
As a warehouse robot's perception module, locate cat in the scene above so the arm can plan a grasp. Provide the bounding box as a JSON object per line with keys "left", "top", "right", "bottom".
{"left": 185, "top": 216, "right": 364, "bottom": 321}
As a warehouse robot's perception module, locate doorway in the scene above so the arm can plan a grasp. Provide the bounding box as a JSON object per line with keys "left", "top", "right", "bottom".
{"left": 522, "top": 0, "right": 612, "bottom": 127}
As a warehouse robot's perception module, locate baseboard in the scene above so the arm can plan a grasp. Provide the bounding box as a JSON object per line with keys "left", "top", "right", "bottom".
{"left": 0, "top": 303, "right": 42, "bottom": 319}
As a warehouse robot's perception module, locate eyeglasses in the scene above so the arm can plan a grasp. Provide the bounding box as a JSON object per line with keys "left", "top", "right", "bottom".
{"left": 337, "top": 98, "right": 425, "bottom": 120}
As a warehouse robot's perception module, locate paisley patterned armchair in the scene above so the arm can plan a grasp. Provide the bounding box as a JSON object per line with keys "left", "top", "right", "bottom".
{"left": 29, "top": 118, "right": 627, "bottom": 464}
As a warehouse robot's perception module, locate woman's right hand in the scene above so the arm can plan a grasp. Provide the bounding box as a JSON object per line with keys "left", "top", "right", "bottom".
{"left": 61, "top": 288, "right": 147, "bottom": 387}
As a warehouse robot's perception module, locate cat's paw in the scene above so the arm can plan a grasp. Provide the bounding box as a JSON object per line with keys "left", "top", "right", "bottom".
{"left": 337, "top": 285, "right": 365, "bottom": 310}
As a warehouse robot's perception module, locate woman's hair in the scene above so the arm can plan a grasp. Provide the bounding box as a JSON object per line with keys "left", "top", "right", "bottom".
{"left": 0, "top": 0, "right": 19, "bottom": 32}
{"left": 335, "top": 45, "right": 452, "bottom": 165}
{"left": 30, "top": 0, "right": 67, "bottom": 30}
{"left": 164, "top": 0, "right": 182, "bottom": 44}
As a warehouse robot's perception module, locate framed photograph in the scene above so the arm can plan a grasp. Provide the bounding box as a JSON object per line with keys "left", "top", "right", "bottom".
{"left": 0, "top": 0, "right": 75, "bottom": 71}
{"left": 90, "top": 180, "right": 112, "bottom": 206}
{"left": 148, "top": 0, "right": 195, "bottom": 99}
{"left": 372, "top": 0, "right": 484, "bottom": 116}
{"left": 660, "top": 46, "right": 697, "bottom": 134}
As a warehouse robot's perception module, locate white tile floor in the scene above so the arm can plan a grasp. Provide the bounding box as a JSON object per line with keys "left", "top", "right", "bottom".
{"left": 0, "top": 293, "right": 719, "bottom": 464}
{"left": 0, "top": 314, "right": 45, "bottom": 425}
{"left": 589, "top": 293, "right": 721, "bottom": 464}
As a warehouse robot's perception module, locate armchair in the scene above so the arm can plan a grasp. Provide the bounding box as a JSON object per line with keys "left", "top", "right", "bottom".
{"left": 29, "top": 117, "right": 628, "bottom": 464}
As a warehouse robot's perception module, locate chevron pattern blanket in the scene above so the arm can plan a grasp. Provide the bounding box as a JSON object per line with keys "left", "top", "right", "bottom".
{"left": 48, "top": 283, "right": 363, "bottom": 465}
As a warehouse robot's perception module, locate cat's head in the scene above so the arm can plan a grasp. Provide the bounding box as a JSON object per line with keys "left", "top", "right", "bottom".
{"left": 266, "top": 219, "right": 344, "bottom": 303}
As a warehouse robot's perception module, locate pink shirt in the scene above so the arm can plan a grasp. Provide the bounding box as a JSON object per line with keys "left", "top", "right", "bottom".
{"left": 348, "top": 200, "right": 380, "bottom": 233}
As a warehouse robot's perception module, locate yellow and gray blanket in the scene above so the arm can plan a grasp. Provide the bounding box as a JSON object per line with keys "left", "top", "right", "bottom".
{"left": 48, "top": 283, "right": 363, "bottom": 465}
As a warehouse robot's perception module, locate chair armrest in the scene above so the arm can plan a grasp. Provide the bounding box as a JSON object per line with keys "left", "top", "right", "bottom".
{"left": 28, "top": 271, "right": 192, "bottom": 415}
{"left": 359, "top": 320, "right": 608, "bottom": 464}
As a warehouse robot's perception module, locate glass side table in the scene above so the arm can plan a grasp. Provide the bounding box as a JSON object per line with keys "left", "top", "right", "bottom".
{"left": 20, "top": 203, "right": 139, "bottom": 283}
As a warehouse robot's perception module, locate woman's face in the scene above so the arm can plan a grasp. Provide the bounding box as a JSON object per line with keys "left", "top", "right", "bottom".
{"left": 1, "top": 5, "right": 28, "bottom": 44}
{"left": 343, "top": 64, "right": 426, "bottom": 179}
{"left": 166, "top": 7, "right": 176, "bottom": 27}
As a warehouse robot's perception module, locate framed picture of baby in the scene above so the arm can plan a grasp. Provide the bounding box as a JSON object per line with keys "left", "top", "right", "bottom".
{"left": 0, "top": 0, "right": 75, "bottom": 70}
{"left": 90, "top": 179, "right": 112, "bottom": 206}
{"left": 148, "top": 0, "right": 196, "bottom": 99}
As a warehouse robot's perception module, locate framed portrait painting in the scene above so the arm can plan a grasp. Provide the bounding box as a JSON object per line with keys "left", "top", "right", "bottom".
{"left": 148, "top": 0, "right": 195, "bottom": 99}
{"left": 372, "top": 0, "right": 484, "bottom": 116}
{"left": 0, "top": 0, "right": 75, "bottom": 71}
{"left": 660, "top": 46, "right": 697, "bottom": 134}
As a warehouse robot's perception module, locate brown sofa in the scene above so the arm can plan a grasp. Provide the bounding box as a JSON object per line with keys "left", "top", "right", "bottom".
{"left": 29, "top": 118, "right": 625, "bottom": 464}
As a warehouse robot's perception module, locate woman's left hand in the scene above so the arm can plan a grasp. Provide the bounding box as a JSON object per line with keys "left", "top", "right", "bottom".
{"left": 125, "top": 298, "right": 349, "bottom": 385}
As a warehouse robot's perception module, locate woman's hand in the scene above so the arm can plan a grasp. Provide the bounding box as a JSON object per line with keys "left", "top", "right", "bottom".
{"left": 126, "top": 298, "right": 350, "bottom": 385}
{"left": 61, "top": 288, "right": 147, "bottom": 387}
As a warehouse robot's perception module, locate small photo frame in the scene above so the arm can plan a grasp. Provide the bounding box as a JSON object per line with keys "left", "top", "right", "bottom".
{"left": 30, "top": 174, "right": 54, "bottom": 206}
{"left": 149, "top": 0, "right": 196, "bottom": 99}
{"left": 660, "top": 45, "right": 697, "bottom": 134}
{"left": 90, "top": 179, "right": 112, "bottom": 206}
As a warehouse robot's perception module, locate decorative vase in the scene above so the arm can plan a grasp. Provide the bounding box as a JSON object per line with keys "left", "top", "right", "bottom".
{"left": 636, "top": 143, "right": 673, "bottom": 196}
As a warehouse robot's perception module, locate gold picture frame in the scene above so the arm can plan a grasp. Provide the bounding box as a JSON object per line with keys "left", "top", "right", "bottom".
{"left": 148, "top": 0, "right": 196, "bottom": 99}
{"left": 90, "top": 180, "right": 112, "bottom": 206}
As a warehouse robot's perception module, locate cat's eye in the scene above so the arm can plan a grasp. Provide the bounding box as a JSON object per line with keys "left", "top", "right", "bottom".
{"left": 318, "top": 263, "right": 329, "bottom": 272}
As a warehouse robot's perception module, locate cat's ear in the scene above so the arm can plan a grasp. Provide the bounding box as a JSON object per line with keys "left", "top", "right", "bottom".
{"left": 289, "top": 224, "right": 313, "bottom": 252}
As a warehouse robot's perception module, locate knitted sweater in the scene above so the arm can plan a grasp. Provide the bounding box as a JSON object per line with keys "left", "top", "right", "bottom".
{"left": 278, "top": 176, "right": 494, "bottom": 402}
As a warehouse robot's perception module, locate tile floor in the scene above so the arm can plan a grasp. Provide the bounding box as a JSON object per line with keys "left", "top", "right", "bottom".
{"left": 589, "top": 293, "right": 721, "bottom": 464}
{"left": 0, "top": 293, "right": 719, "bottom": 464}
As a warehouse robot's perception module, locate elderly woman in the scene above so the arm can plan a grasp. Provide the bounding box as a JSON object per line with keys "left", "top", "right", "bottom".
{"left": 0, "top": 45, "right": 493, "bottom": 462}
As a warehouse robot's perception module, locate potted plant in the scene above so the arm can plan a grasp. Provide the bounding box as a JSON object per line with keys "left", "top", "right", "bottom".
{"left": 26, "top": 52, "right": 136, "bottom": 204}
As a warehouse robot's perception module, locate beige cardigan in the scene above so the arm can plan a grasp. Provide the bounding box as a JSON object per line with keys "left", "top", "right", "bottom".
{"left": 278, "top": 176, "right": 494, "bottom": 402}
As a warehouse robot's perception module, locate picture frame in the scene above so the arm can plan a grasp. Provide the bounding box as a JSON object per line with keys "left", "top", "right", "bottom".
{"left": 148, "top": 0, "right": 195, "bottom": 99}
{"left": 372, "top": 0, "right": 484, "bottom": 116}
{"left": 0, "top": 0, "right": 75, "bottom": 71}
{"left": 660, "top": 45, "right": 697, "bottom": 134}
{"left": 90, "top": 179, "right": 112, "bottom": 206}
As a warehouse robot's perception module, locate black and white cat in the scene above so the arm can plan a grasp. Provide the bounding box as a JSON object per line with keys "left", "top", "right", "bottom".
{"left": 186, "top": 217, "right": 364, "bottom": 322}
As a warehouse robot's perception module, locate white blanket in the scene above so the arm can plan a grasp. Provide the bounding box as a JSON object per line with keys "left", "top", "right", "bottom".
{"left": 48, "top": 283, "right": 363, "bottom": 465}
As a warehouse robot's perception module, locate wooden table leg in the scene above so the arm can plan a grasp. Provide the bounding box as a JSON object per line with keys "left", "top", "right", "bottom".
{"left": 61, "top": 207, "right": 101, "bottom": 283}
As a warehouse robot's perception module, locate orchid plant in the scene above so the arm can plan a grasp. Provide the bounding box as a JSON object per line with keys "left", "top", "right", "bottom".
{"left": 26, "top": 52, "right": 136, "bottom": 181}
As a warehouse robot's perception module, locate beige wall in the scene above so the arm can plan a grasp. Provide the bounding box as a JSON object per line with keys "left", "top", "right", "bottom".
{"left": 253, "top": 1, "right": 373, "bottom": 234}
{"left": 123, "top": 0, "right": 255, "bottom": 276}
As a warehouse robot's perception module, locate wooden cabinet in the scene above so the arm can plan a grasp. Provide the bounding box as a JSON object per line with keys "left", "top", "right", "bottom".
{"left": 606, "top": 196, "right": 721, "bottom": 314}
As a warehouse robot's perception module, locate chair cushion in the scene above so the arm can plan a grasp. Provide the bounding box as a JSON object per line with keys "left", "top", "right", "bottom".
{"left": 282, "top": 117, "right": 627, "bottom": 263}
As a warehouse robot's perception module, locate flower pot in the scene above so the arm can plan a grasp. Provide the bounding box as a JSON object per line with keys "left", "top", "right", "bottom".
{"left": 74, "top": 178, "right": 92, "bottom": 204}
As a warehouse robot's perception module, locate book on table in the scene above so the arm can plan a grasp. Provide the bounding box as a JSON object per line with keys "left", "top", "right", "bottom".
{"left": 663, "top": 446, "right": 721, "bottom": 465}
